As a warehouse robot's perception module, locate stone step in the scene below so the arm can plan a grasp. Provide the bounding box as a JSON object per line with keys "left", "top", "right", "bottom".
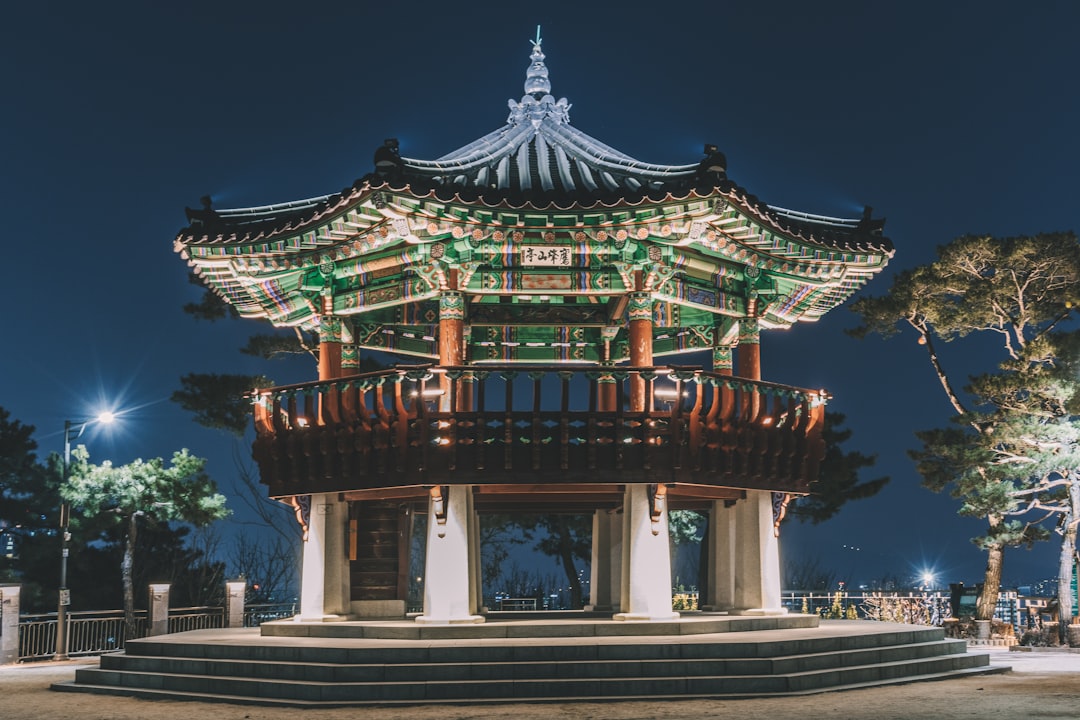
{"left": 65, "top": 652, "right": 996, "bottom": 705}
{"left": 258, "top": 613, "right": 821, "bottom": 640}
{"left": 98, "top": 638, "right": 970, "bottom": 683}
{"left": 124, "top": 624, "right": 944, "bottom": 666}
{"left": 54, "top": 622, "right": 1002, "bottom": 707}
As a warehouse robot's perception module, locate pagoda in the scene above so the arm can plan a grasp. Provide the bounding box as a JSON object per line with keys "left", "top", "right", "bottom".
{"left": 175, "top": 33, "right": 893, "bottom": 624}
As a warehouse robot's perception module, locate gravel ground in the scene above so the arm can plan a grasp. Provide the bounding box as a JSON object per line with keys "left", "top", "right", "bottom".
{"left": 1, "top": 647, "right": 1078, "bottom": 720}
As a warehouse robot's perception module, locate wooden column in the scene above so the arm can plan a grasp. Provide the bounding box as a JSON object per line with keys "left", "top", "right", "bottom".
{"left": 627, "top": 292, "right": 653, "bottom": 412}
{"left": 736, "top": 317, "right": 760, "bottom": 381}
{"left": 340, "top": 320, "right": 359, "bottom": 374}
{"left": 712, "top": 345, "right": 734, "bottom": 376}
{"left": 439, "top": 290, "right": 466, "bottom": 412}
{"left": 737, "top": 317, "right": 761, "bottom": 421}
{"left": 318, "top": 315, "right": 343, "bottom": 381}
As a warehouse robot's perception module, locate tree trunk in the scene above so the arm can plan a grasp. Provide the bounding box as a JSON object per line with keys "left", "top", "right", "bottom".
{"left": 977, "top": 535, "right": 1004, "bottom": 622}
{"left": 123, "top": 513, "right": 138, "bottom": 638}
{"left": 1056, "top": 477, "right": 1080, "bottom": 644}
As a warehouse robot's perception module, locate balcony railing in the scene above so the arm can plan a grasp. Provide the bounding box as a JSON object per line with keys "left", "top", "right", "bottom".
{"left": 252, "top": 365, "right": 826, "bottom": 496}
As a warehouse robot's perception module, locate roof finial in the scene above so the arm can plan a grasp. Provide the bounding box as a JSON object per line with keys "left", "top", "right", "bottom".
{"left": 524, "top": 25, "right": 551, "bottom": 98}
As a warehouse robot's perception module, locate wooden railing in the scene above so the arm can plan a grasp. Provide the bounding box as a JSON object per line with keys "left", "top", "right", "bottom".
{"left": 251, "top": 365, "right": 826, "bottom": 496}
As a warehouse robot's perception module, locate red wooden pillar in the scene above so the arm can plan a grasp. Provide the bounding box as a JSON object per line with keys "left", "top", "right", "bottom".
{"left": 737, "top": 317, "right": 761, "bottom": 422}
{"left": 439, "top": 290, "right": 466, "bottom": 411}
{"left": 736, "top": 317, "right": 760, "bottom": 381}
{"left": 628, "top": 292, "right": 653, "bottom": 412}
{"left": 317, "top": 315, "right": 344, "bottom": 426}
{"left": 712, "top": 344, "right": 734, "bottom": 377}
{"left": 318, "top": 315, "right": 344, "bottom": 381}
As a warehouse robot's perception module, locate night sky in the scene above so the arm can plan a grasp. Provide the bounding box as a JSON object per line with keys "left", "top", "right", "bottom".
{"left": 3, "top": 1, "right": 1078, "bottom": 589}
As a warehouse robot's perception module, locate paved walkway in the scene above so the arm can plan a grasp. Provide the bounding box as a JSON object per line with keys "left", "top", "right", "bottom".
{"left": 2, "top": 646, "right": 1079, "bottom": 719}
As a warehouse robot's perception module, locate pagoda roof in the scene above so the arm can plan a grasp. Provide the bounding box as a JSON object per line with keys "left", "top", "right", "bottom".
{"left": 175, "top": 33, "right": 893, "bottom": 338}
{"left": 178, "top": 37, "right": 890, "bottom": 258}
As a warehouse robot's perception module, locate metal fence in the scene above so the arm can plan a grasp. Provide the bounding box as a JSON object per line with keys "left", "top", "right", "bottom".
{"left": 781, "top": 591, "right": 950, "bottom": 620}
{"left": 16, "top": 602, "right": 297, "bottom": 662}
{"left": 780, "top": 590, "right": 1021, "bottom": 626}
{"left": 19, "top": 609, "right": 148, "bottom": 661}
{"left": 168, "top": 606, "right": 224, "bottom": 634}
{"left": 242, "top": 602, "right": 296, "bottom": 627}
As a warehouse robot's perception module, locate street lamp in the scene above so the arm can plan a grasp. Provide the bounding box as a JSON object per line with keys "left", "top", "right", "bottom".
{"left": 55, "top": 412, "right": 115, "bottom": 661}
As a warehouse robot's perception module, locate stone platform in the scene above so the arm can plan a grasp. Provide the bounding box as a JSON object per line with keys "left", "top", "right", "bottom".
{"left": 53, "top": 615, "right": 1005, "bottom": 707}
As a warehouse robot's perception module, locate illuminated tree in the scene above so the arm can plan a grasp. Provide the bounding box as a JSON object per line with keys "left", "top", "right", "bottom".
{"left": 65, "top": 448, "right": 229, "bottom": 633}
{"left": 852, "top": 232, "right": 1080, "bottom": 620}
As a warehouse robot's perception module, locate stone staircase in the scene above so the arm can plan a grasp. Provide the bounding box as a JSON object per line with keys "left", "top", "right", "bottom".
{"left": 53, "top": 618, "right": 1003, "bottom": 707}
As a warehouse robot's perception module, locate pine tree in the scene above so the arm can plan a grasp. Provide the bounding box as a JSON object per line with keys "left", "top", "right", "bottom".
{"left": 64, "top": 448, "right": 229, "bottom": 635}
{"left": 850, "top": 232, "right": 1080, "bottom": 620}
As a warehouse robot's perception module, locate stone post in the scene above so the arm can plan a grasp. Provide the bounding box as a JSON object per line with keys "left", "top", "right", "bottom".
{"left": 588, "top": 510, "right": 613, "bottom": 610}
{"left": 298, "top": 493, "right": 349, "bottom": 620}
{"left": 225, "top": 579, "right": 246, "bottom": 628}
{"left": 0, "top": 585, "right": 20, "bottom": 665}
{"left": 704, "top": 500, "right": 736, "bottom": 611}
{"left": 615, "top": 484, "right": 678, "bottom": 621}
{"left": 731, "top": 490, "right": 786, "bottom": 614}
{"left": 417, "top": 485, "right": 483, "bottom": 624}
{"left": 148, "top": 583, "right": 170, "bottom": 637}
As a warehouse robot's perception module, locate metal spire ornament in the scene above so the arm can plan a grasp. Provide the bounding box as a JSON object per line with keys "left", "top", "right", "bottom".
{"left": 524, "top": 25, "right": 551, "bottom": 98}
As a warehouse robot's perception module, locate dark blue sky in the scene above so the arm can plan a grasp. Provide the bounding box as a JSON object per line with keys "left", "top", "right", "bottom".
{"left": 3, "top": 1, "right": 1077, "bottom": 588}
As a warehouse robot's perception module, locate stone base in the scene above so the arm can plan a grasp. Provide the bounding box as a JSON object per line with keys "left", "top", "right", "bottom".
{"left": 414, "top": 614, "right": 485, "bottom": 625}
{"left": 293, "top": 614, "right": 349, "bottom": 623}
{"left": 61, "top": 619, "right": 1003, "bottom": 705}
{"left": 727, "top": 607, "right": 790, "bottom": 616}
{"left": 350, "top": 600, "right": 406, "bottom": 619}
{"left": 613, "top": 611, "right": 680, "bottom": 622}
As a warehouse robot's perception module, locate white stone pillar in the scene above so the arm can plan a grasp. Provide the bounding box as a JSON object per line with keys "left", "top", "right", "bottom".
{"left": 298, "top": 493, "right": 349, "bottom": 621}
{"left": 148, "top": 583, "right": 170, "bottom": 637}
{"left": 225, "top": 579, "right": 246, "bottom": 628}
{"left": 614, "top": 484, "right": 679, "bottom": 621}
{"left": 588, "top": 511, "right": 612, "bottom": 610}
{"left": 1, "top": 585, "right": 21, "bottom": 665}
{"left": 609, "top": 509, "right": 623, "bottom": 610}
{"left": 731, "top": 490, "right": 786, "bottom": 615}
{"left": 467, "top": 489, "right": 483, "bottom": 614}
{"left": 705, "top": 500, "right": 736, "bottom": 611}
{"left": 417, "top": 486, "right": 483, "bottom": 624}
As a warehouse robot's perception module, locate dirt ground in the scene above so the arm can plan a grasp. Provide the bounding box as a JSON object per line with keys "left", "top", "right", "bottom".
{"left": 2, "top": 648, "right": 1078, "bottom": 720}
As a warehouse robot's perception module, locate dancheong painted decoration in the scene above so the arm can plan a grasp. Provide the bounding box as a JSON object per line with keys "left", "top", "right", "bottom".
{"left": 174, "top": 30, "right": 893, "bottom": 621}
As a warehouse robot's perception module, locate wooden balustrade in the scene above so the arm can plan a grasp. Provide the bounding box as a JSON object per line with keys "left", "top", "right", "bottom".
{"left": 251, "top": 365, "right": 826, "bottom": 498}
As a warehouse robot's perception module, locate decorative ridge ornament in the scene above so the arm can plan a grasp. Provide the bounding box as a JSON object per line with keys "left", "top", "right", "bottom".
{"left": 524, "top": 26, "right": 551, "bottom": 98}
{"left": 508, "top": 26, "right": 571, "bottom": 128}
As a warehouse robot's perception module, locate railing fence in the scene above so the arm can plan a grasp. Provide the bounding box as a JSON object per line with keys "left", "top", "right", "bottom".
{"left": 14, "top": 600, "right": 296, "bottom": 663}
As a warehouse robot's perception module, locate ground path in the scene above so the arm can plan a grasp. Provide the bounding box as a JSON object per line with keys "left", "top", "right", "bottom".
{"left": 2, "top": 647, "right": 1077, "bottom": 719}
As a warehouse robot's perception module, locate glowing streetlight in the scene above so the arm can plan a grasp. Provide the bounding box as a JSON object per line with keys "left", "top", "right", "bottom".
{"left": 55, "top": 412, "right": 115, "bottom": 661}
{"left": 920, "top": 571, "right": 937, "bottom": 591}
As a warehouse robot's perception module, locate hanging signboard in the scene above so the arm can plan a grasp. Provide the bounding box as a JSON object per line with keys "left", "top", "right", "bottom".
{"left": 520, "top": 246, "right": 572, "bottom": 267}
